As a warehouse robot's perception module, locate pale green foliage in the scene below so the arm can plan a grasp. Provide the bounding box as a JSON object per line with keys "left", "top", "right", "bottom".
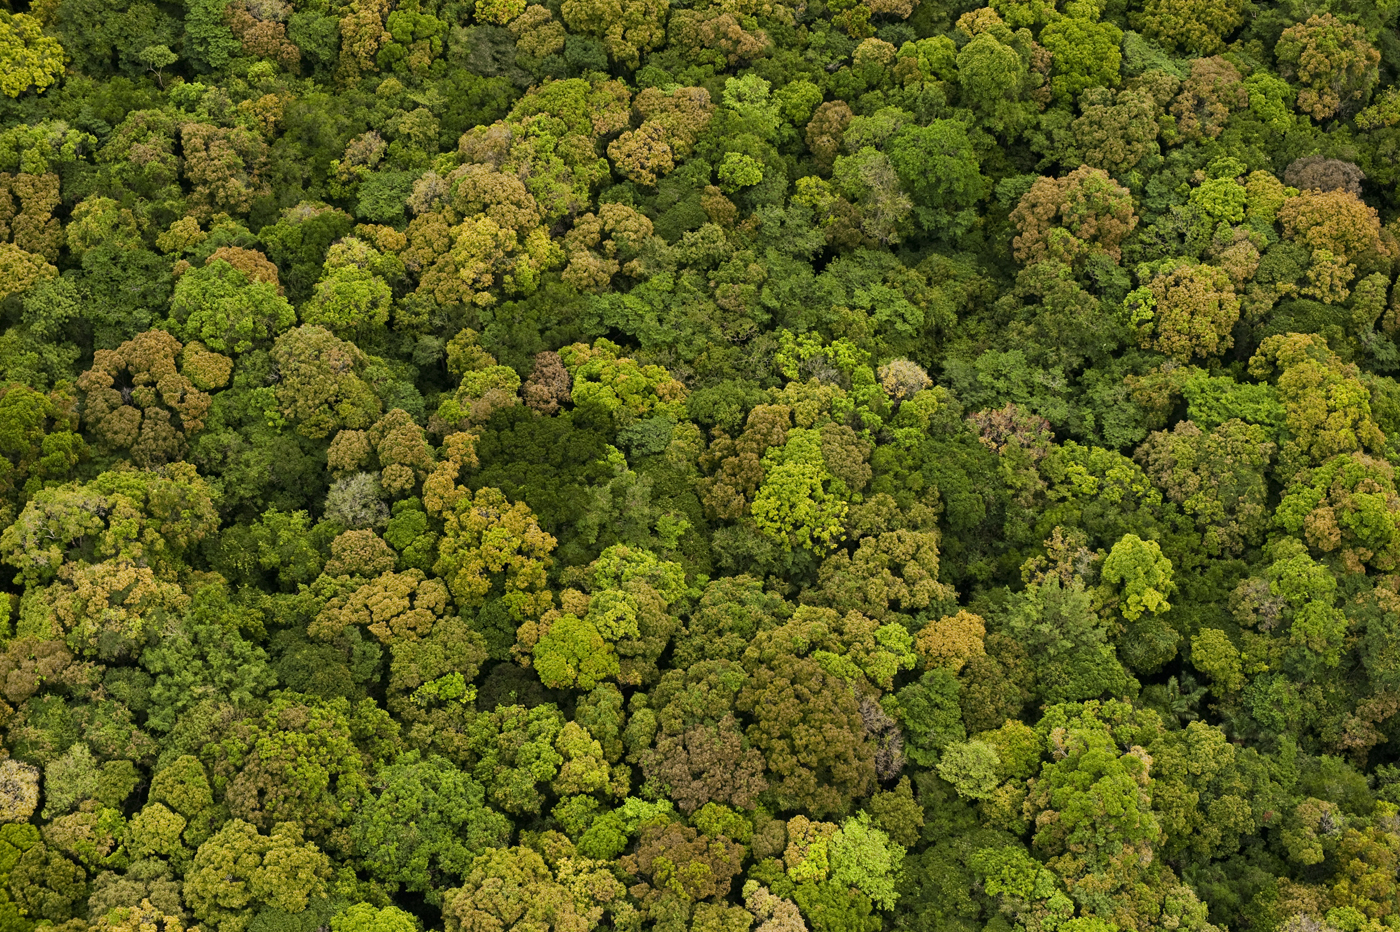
{"left": 937, "top": 739, "right": 1003, "bottom": 800}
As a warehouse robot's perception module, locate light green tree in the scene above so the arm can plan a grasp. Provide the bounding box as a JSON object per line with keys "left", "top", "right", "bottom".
{"left": 0, "top": 13, "right": 66, "bottom": 98}
{"left": 1101, "top": 534, "right": 1175, "bottom": 621}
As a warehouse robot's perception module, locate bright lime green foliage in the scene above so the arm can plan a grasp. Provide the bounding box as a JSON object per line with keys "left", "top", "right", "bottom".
{"left": 970, "top": 843, "right": 1063, "bottom": 902}
{"left": 331, "top": 903, "right": 419, "bottom": 932}
{"left": 718, "top": 153, "right": 765, "bottom": 192}
{"left": 1264, "top": 540, "right": 1346, "bottom": 666}
{"left": 559, "top": 339, "right": 688, "bottom": 425}
{"left": 752, "top": 428, "right": 849, "bottom": 551}
{"left": 533, "top": 613, "right": 620, "bottom": 689}
{"left": 304, "top": 266, "right": 393, "bottom": 335}
{"left": 1190, "top": 177, "right": 1248, "bottom": 225}
{"left": 1190, "top": 628, "right": 1245, "bottom": 693}
{"left": 0, "top": 14, "right": 66, "bottom": 98}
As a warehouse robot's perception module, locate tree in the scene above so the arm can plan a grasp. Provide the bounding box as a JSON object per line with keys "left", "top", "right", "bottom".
{"left": 92, "top": 898, "right": 196, "bottom": 932}
{"left": 560, "top": 0, "right": 667, "bottom": 68}
{"left": 270, "top": 325, "right": 383, "bottom": 440}
{"left": 1024, "top": 701, "right": 1162, "bottom": 906}
{"left": 1, "top": 465, "right": 218, "bottom": 657}
{"left": 0, "top": 759, "right": 39, "bottom": 822}
{"left": 351, "top": 753, "right": 511, "bottom": 902}
{"left": 887, "top": 120, "right": 987, "bottom": 234}
{"left": 743, "top": 605, "right": 915, "bottom": 693}
{"left": 1238, "top": 538, "right": 1347, "bottom": 667}
{"left": 167, "top": 260, "right": 296, "bottom": 356}
{"left": 1070, "top": 86, "right": 1162, "bottom": 176}
{"left": 643, "top": 714, "right": 768, "bottom": 813}
{"left": 9, "top": 841, "right": 87, "bottom": 920}
{"left": 522, "top": 352, "right": 572, "bottom": 416}
{"left": 672, "top": 576, "right": 787, "bottom": 668}
{"left": 737, "top": 655, "right": 876, "bottom": 817}
{"left": 806, "top": 101, "right": 854, "bottom": 173}
{"left": 1278, "top": 188, "right": 1390, "bottom": 288}
{"left": 405, "top": 165, "right": 562, "bottom": 309}
{"left": 184, "top": 821, "right": 332, "bottom": 932}
{"left": 1189, "top": 628, "right": 1245, "bottom": 694}
{"left": 0, "top": 241, "right": 57, "bottom": 302}
{"left": 303, "top": 238, "right": 399, "bottom": 337}
{"left": 201, "top": 694, "right": 374, "bottom": 842}
{"left": 457, "top": 704, "right": 565, "bottom": 816}
{"left": 791, "top": 877, "right": 882, "bottom": 932}
{"left": 955, "top": 29, "right": 1038, "bottom": 137}
{"left": 311, "top": 565, "right": 452, "bottom": 644}
{"left": 1039, "top": 12, "right": 1123, "bottom": 103}
{"left": 558, "top": 339, "right": 689, "bottom": 427}
{"left": 914, "top": 611, "right": 986, "bottom": 673}
{"left": 430, "top": 485, "right": 556, "bottom": 625}
{"left": 937, "top": 740, "right": 1003, "bottom": 801}
{"left": 1150, "top": 720, "right": 1268, "bottom": 862}
{"left": 1131, "top": 0, "right": 1246, "bottom": 55}
{"left": 622, "top": 820, "right": 746, "bottom": 909}
{"left": 825, "top": 813, "right": 905, "bottom": 912}
{"left": 745, "top": 883, "right": 806, "bottom": 932}
{"left": 893, "top": 667, "right": 965, "bottom": 767}
{"left": 1248, "top": 333, "right": 1385, "bottom": 474}
{"left": 530, "top": 612, "right": 619, "bottom": 691}
{"left": 141, "top": 616, "right": 277, "bottom": 732}
{"left": 1284, "top": 156, "right": 1366, "bottom": 195}
{"left": 1101, "top": 534, "right": 1174, "bottom": 622}
{"left": 0, "top": 13, "right": 66, "bottom": 98}
{"left": 1276, "top": 453, "right": 1400, "bottom": 573}
{"left": 1, "top": 170, "right": 63, "bottom": 260}
{"left": 751, "top": 428, "right": 851, "bottom": 553}
{"left": 0, "top": 463, "right": 219, "bottom": 586}
{"left": 668, "top": 8, "right": 770, "bottom": 67}
{"left": 76, "top": 330, "right": 228, "bottom": 467}
{"left": 1135, "top": 419, "right": 1274, "bottom": 555}
{"left": 330, "top": 409, "right": 436, "bottom": 498}
{"left": 826, "top": 149, "right": 914, "bottom": 247}
{"left": 180, "top": 123, "right": 270, "bottom": 220}
{"left": 1275, "top": 14, "right": 1380, "bottom": 120}
{"left": 1010, "top": 167, "right": 1138, "bottom": 267}
{"left": 441, "top": 844, "right": 628, "bottom": 932}
{"left": 1171, "top": 57, "right": 1249, "bottom": 141}
{"left": 183, "top": 0, "right": 241, "bottom": 71}
{"left": 432, "top": 333, "right": 522, "bottom": 433}
{"left": 0, "top": 382, "right": 84, "bottom": 523}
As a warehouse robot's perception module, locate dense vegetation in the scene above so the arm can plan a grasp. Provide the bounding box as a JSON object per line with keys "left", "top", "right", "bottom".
{"left": 2, "top": 1, "right": 1400, "bottom": 931}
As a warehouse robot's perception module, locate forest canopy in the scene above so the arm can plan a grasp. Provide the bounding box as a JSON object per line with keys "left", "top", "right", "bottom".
{"left": 3, "top": 1, "right": 1400, "bottom": 932}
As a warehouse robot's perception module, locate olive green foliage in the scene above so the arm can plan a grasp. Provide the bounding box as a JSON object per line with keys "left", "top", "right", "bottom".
{"left": 1, "top": 2, "right": 1399, "bottom": 932}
